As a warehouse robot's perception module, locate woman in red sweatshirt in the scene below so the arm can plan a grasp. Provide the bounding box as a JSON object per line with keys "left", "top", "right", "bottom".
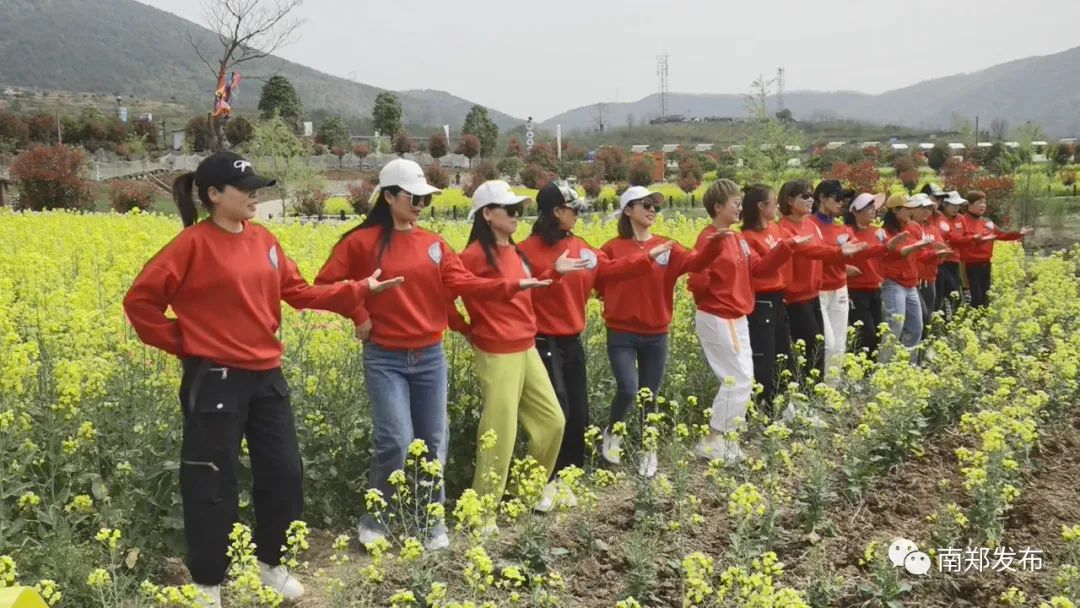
{"left": 960, "top": 190, "right": 1032, "bottom": 308}
{"left": 595, "top": 186, "right": 724, "bottom": 477}
{"left": 123, "top": 152, "right": 393, "bottom": 607}
{"left": 937, "top": 190, "right": 973, "bottom": 315}
{"left": 880, "top": 194, "right": 937, "bottom": 351}
{"left": 913, "top": 197, "right": 952, "bottom": 336}
{"left": 739, "top": 184, "right": 807, "bottom": 414}
{"left": 843, "top": 193, "right": 909, "bottom": 358}
{"left": 315, "top": 159, "right": 550, "bottom": 548}
{"left": 777, "top": 180, "right": 865, "bottom": 382}
{"left": 688, "top": 180, "right": 805, "bottom": 463}
{"left": 517, "top": 181, "right": 668, "bottom": 482}
{"left": 448, "top": 180, "right": 593, "bottom": 519}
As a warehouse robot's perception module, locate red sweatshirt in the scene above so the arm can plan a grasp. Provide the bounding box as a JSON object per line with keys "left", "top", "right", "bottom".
{"left": 517, "top": 234, "right": 650, "bottom": 337}
{"left": 447, "top": 242, "right": 539, "bottom": 354}
{"left": 741, "top": 223, "right": 791, "bottom": 294}
{"left": 960, "top": 213, "right": 1024, "bottom": 263}
{"left": 815, "top": 215, "right": 855, "bottom": 291}
{"left": 596, "top": 235, "right": 723, "bottom": 335}
{"left": 779, "top": 216, "right": 844, "bottom": 304}
{"left": 688, "top": 225, "right": 795, "bottom": 319}
{"left": 847, "top": 225, "right": 889, "bottom": 291}
{"left": 917, "top": 220, "right": 946, "bottom": 283}
{"left": 316, "top": 225, "right": 519, "bottom": 350}
{"left": 881, "top": 222, "right": 925, "bottom": 288}
{"left": 123, "top": 220, "right": 369, "bottom": 371}
{"left": 935, "top": 212, "right": 968, "bottom": 264}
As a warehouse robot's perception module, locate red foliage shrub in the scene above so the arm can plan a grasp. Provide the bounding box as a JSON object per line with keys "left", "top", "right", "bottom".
{"left": 940, "top": 158, "right": 980, "bottom": 193}
{"left": 424, "top": 163, "right": 450, "bottom": 189}
{"left": 108, "top": 180, "right": 157, "bottom": 213}
{"left": 11, "top": 145, "right": 94, "bottom": 211}
{"left": 825, "top": 160, "right": 880, "bottom": 193}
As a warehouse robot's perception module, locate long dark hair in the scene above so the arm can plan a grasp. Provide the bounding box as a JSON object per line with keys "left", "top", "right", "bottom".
{"left": 617, "top": 212, "right": 635, "bottom": 239}
{"left": 172, "top": 172, "right": 212, "bottom": 227}
{"left": 883, "top": 209, "right": 903, "bottom": 234}
{"left": 467, "top": 205, "right": 532, "bottom": 274}
{"left": 739, "top": 184, "right": 772, "bottom": 232}
{"left": 531, "top": 207, "right": 570, "bottom": 246}
{"left": 338, "top": 186, "right": 401, "bottom": 264}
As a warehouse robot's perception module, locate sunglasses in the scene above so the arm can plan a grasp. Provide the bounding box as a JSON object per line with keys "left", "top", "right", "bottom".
{"left": 633, "top": 200, "right": 662, "bottom": 212}
{"left": 558, "top": 204, "right": 581, "bottom": 215}
{"left": 490, "top": 203, "right": 524, "bottom": 218}
{"left": 798, "top": 193, "right": 814, "bottom": 201}
{"left": 400, "top": 191, "right": 433, "bottom": 208}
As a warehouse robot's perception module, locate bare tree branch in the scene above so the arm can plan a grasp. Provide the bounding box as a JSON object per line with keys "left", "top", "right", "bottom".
{"left": 185, "top": 31, "right": 220, "bottom": 78}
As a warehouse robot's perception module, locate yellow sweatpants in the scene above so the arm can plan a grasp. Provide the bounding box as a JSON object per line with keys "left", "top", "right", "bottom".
{"left": 472, "top": 347, "right": 566, "bottom": 501}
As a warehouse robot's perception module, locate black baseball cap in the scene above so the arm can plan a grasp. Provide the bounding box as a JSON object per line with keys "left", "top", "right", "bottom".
{"left": 194, "top": 151, "right": 276, "bottom": 192}
{"left": 536, "top": 181, "right": 587, "bottom": 214}
{"left": 814, "top": 179, "right": 844, "bottom": 201}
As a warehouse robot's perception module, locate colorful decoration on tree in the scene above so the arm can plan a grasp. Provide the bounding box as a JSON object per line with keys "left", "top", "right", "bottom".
{"left": 212, "top": 71, "right": 241, "bottom": 119}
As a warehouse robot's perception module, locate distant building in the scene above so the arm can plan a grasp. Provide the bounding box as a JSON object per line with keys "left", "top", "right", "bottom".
{"left": 694, "top": 143, "right": 714, "bottom": 152}
{"left": 825, "top": 141, "right": 846, "bottom": 150}
{"left": 890, "top": 143, "right": 909, "bottom": 151}
{"left": 919, "top": 143, "right": 935, "bottom": 150}
{"left": 2, "top": 88, "right": 15, "bottom": 97}
{"left": 630, "top": 144, "right": 649, "bottom": 154}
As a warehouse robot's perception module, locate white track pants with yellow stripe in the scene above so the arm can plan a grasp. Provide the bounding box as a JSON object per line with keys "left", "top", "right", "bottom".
{"left": 695, "top": 311, "right": 754, "bottom": 432}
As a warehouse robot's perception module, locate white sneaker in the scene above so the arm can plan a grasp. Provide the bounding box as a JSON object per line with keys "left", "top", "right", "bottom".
{"left": 694, "top": 435, "right": 743, "bottom": 465}
{"left": 637, "top": 450, "right": 658, "bottom": 478}
{"left": 534, "top": 480, "right": 578, "bottom": 512}
{"left": 357, "top": 522, "right": 387, "bottom": 547}
{"left": 258, "top": 561, "right": 305, "bottom": 600}
{"left": 193, "top": 584, "right": 221, "bottom": 608}
{"left": 425, "top": 528, "right": 450, "bottom": 551}
{"left": 601, "top": 427, "right": 622, "bottom": 465}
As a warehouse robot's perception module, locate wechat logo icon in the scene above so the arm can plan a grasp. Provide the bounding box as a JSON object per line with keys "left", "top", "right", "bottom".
{"left": 889, "top": 538, "right": 931, "bottom": 576}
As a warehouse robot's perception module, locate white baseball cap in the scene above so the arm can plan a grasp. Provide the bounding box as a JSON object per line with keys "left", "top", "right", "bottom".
{"left": 377, "top": 158, "right": 441, "bottom": 196}
{"left": 849, "top": 192, "right": 886, "bottom": 212}
{"left": 467, "top": 180, "right": 529, "bottom": 220}
{"left": 909, "top": 193, "right": 935, "bottom": 208}
{"left": 612, "top": 186, "right": 664, "bottom": 218}
{"left": 943, "top": 190, "right": 968, "bottom": 205}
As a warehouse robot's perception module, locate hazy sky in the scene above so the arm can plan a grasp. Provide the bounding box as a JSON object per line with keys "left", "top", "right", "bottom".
{"left": 140, "top": 0, "right": 1080, "bottom": 121}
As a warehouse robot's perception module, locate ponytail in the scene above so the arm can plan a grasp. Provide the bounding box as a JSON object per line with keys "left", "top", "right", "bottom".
{"left": 173, "top": 172, "right": 199, "bottom": 227}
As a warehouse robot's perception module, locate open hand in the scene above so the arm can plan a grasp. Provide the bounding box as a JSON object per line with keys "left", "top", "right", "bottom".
{"left": 364, "top": 268, "right": 405, "bottom": 294}
{"left": 1020, "top": 226, "right": 1034, "bottom": 236}
{"left": 841, "top": 241, "right": 869, "bottom": 257}
{"left": 648, "top": 240, "right": 676, "bottom": 260}
{"left": 886, "top": 231, "right": 911, "bottom": 250}
{"left": 846, "top": 266, "right": 863, "bottom": 278}
{"left": 554, "top": 250, "right": 590, "bottom": 275}
{"left": 790, "top": 235, "right": 813, "bottom": 247}
{"left": 519, "top": 278, "right": 553, "bottom": 290}
{"left": 354, "top": 319, "right": 372, "bottom": 342}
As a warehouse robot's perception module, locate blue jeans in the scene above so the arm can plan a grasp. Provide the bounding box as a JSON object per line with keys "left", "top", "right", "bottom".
{"left": 881, "top": 279, "right": 923, "bottom": 350}
{"left": 359, "top": 343, "right": 448, "bottom": 533}
{"left": 606, "top": 329, "right": 669, "bottom": 428}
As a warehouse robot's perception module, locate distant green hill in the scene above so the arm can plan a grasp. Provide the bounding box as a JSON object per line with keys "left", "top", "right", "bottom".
{"left": 0, "top": 0, "right": 525, "bottom": 130}
{"left": 545, "top": 48, "right": 1080, "bottom": 137}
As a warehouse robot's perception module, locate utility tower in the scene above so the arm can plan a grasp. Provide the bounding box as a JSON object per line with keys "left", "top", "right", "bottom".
{"left": 776, "top": 66, "right": 786, "bottom": 111}
{"left": 657, "top": 53, "right": 669, "bottom": 120}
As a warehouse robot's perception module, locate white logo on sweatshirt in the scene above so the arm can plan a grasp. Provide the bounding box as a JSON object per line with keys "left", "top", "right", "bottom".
{"left": 428, "top": 242, "right": 442, "bottom": 265}
{"left": 268, "top": 245, "right": 279, "bottom": 269}
{"left": 580, "top": 249, "right": 598, "bottom": 270}
{"left": 655, "top": 249, "right": 671, "bottom": 267}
